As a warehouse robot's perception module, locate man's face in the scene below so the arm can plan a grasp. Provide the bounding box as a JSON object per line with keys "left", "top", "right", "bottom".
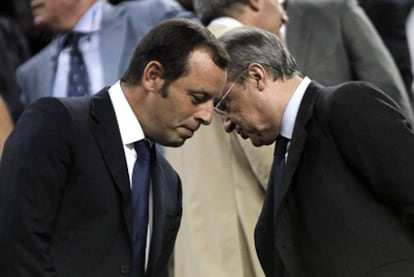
{"left": 257, "top": 0, "right": 288, "bottom": 37}
{"left": 31, "top": 0, "right": 79, "bottom": 30}
{"left": 144, "top": 48, "right": 227, "bottom": 147}
{"left": 217, "top": 75, "right": 280, "bottom": 146}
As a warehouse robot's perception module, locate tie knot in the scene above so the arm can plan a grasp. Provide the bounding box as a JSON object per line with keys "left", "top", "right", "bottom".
{"left": 63, "top": 32, "right": 83, "bottom": 49}
{"left": 134, "top": 140, "right": 151, "bottom": 161}
{"left": 274, "top": 135, "right": 289, "bottom": 158}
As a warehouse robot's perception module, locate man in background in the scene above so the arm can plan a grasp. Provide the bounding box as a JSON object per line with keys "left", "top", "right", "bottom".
{"left": 285, "top": 0, "right": 413, "bottom": 119}
{"left": 359, "top": 0, "right": 414, "bottom": 97}
{"left": 17, "top": 0, "right": 196, "bottom": 105}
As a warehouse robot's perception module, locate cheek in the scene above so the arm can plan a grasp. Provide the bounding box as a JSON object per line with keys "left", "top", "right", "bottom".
{"left": 164, "top": 98, "right": 196, "bottom": 123}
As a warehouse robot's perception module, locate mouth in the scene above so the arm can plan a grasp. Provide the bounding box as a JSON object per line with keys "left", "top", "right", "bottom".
{"left": 180, "top": 125, "right": 199, "bottom": 139}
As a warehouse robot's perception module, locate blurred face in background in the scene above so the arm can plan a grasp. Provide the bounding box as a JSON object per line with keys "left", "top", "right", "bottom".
{"left": 255, "top": 0, "right": 288, "bottom": 37}
{"left": 31, "top": 0, "right": 94, "bottom": 31}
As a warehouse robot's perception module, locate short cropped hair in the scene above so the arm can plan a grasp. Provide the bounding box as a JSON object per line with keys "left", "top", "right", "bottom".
{"left": 121, "top": 18, "right": 229, "bottom": 96}
{"left": 193, "top": 0, "right": 249, "bottom": 26}
{"left": 218, "top": 26, "right": 300, "bottom": 82}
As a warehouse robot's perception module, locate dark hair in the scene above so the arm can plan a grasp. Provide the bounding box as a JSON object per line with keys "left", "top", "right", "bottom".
{"left": 121, "top": 18, "right": 229, "bottom": 96}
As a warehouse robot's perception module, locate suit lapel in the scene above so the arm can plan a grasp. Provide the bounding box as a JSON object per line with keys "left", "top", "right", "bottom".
{"left": 275, "top": 82, "right": 323, "bottom": 216}
{"left": 255, "top": 83, "right": 322, "bottom": 275}
{"left": 147, "top": 149, "right": 182, "bottom": 275}
{"left": 89, "top": 89, "right": 133, "bottom": 240}
{"left": 147, "top": 150, "right": 174, "bottom": 275}
{"left": 41, "top": 41, "right": 60, "bottom": 99}
{"left": 147, "top": 151, "right": 163, "bottom": 274}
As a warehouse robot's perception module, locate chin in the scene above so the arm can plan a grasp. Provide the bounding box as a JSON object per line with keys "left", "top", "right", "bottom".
{"left": 163, "top": 138, "right": 186, "bottom": 148}
{"left": 251, "top": 137, "right": 274, "bottom": 147}
{"left": 250, "top": 139, "right": 263, "bottom": 147}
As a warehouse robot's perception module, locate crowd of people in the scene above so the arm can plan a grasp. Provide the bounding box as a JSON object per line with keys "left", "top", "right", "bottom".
{"left": 1, "top": 0, "right": 414, "bottom": 276}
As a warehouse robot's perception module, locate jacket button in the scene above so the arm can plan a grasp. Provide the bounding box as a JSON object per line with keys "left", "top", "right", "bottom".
{"left": 120, "top": 264, "right": 131, "bottom": 274}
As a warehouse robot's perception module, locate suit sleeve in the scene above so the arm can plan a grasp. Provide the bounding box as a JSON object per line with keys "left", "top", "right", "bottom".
{"left": 327, "top": 83, "right": 414, "bottom": 228}
{"left": 0, "top": 98, "right": 72, "bottom": 276}
{"left": 341, "top": 0, "right": 414, "bottom": 122}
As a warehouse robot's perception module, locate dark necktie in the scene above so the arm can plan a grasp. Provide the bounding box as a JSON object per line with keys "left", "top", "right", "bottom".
{"left": 66, "top": 32, "right": 90, "bottom": 97}
{"left": 273, "top": 135, "right": 289, "bottom": 207}
{"left": 131, "top": 140, "right": 151, "bottom": 276}
{"left": 254, "top": 135, "right": 290, "bottom": 276}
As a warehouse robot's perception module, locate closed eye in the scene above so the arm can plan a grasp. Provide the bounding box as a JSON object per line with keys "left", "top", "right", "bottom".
{"left": 189, "top": 92, "right": 209, "bottom": 105}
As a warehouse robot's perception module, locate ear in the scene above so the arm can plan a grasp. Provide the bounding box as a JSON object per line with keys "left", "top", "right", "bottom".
{"left": 247, "top": 0, "right": 260, "bottom": 12}
{"left": 247, "top": 63, "right": 266, "bottom": 91}
{"left": 142, "top": 61, "right": 165, "bottom": 93}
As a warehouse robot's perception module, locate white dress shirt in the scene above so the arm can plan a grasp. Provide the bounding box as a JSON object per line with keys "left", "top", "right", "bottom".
{"left": 279, "top": 76, "right": 311, "bottom": 159}
{"left": 108, "top": 81, "right": 153, "bottom": 270}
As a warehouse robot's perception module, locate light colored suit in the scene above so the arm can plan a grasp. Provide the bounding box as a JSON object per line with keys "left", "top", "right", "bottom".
{"left": 166, "top": 23, "right": 270, "bottom": 277}
{"left": 16, "top": 0, "right": 196, "bottom": 105}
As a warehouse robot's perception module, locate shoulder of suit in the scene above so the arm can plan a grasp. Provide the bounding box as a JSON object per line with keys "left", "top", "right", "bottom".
{"left": 16, "top": 40, "right": 58, "bottom": 79}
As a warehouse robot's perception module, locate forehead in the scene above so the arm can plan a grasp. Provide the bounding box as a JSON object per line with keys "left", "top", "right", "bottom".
{"left": 179, "top": 48, "right": 227, "bottom": 95}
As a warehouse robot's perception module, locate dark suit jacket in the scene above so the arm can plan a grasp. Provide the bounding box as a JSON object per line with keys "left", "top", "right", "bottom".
{"left": 255, "top": 81, "right": 414, "bottom": 276}
{"left": 0, "top": 89, "right": 182, "bottom": 277}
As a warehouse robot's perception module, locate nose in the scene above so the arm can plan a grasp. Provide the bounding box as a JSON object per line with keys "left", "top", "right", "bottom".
{"left": 195, "top": 101, "right": 214, "bottom": 125}
{"left": 279, "top": 0, "right": 289, "bottom": 24}
{"left": 282, "top": 11, "right": 289, "bottom": 24}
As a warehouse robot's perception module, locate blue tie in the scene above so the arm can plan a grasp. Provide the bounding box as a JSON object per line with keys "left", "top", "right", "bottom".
{"left": 66, "top": 32, "right": 90, "bottom": 97}
{"left": 131, "top": 140, "right": 151, "bottom": 276}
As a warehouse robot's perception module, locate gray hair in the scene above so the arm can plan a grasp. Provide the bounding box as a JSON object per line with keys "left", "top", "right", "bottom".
{"left": 193, "top": 0, "right": 249, "bottom": 25}
{"left": 219, "top": 26, "right": 300, "bottom": 82}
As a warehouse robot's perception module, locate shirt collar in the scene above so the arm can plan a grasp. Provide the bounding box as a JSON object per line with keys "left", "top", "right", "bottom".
{"left": 209, "top": 17, "right": 244, "bottom": 28}
{"left": 108, "top": 81, "right": 147, "bottom": 146}
{"left": 280, "top": 76, "right": 311, "bottom": 139}
{"left": 57, "top": 1, "right": 103, "bottom": 48}
{"left": 73, "top": 1, "right": 103, "bottom": 33}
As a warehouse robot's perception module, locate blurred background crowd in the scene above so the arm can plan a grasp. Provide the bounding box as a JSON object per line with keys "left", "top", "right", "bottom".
{"left": 1, "top": 0, "right": 414, "bottom": 276}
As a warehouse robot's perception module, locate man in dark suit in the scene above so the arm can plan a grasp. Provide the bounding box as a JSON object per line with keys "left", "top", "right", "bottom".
{"left": 0, "top": 18, "right": 229, "bottom": 277}
{"left": 217, "top": 26, "right": 414, "bottom": 276}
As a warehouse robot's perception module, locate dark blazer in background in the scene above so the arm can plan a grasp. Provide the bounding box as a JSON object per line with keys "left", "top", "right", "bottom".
{"left": 0, "top": 90, "right": 182, "bottom": 277}
{"left": 0, "top": 16, "right": 29, "bottom": 122}
{"left": 359, "top": 0, "right": 414, "bottom": 96}
{"left": 255, "top": 81, "right": 414, "bottom": 276}
{"left": 286, "top": 0, "right": 414, "bottom": 123}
